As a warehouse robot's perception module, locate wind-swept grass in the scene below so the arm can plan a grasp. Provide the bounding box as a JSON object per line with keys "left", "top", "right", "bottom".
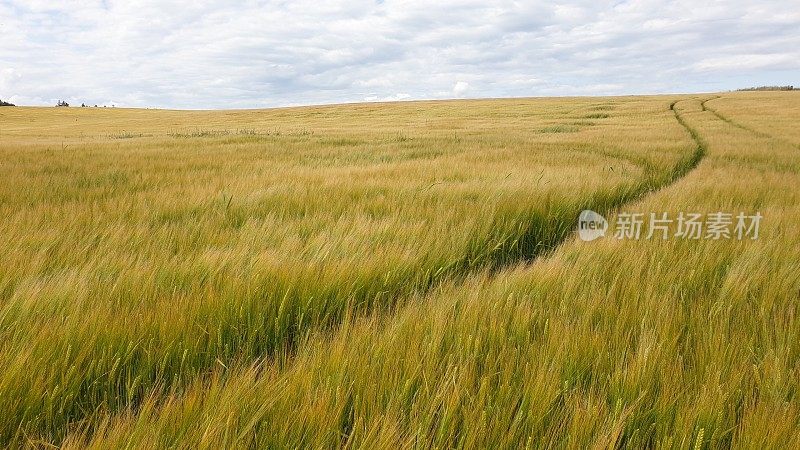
{"left": 537, "top": 124, "right": 579, "bottom": 133}
{"left": 0, "top": 97, "right": 695, "bottom": 445}
{"left": 58, "top": 93, "right": 800, "bottom": 448}
{"left": 704, "top": 91, "right": 800, "bottom": 146}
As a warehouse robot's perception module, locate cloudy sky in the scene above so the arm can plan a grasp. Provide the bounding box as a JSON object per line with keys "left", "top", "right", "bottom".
{"left": 1, "top": 0, "right": 798, "bottom": 109}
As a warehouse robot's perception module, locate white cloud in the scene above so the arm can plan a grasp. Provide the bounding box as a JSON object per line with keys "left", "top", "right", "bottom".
{"left": 365, "top": 93, "right": 411, "bottom": 102}
{"left": 694, "top": 54, "right": 798, "bottom": 72}
{"left": 452, "top": 81, "right": 470, "bottom": 97}
{"left": 0, "top": 0, "right": 798, "bottom": 108}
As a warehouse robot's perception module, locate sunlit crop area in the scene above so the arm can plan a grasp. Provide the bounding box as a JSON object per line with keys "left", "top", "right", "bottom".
{"left": 0, "top": 91, "right": 798, "bottom": 448}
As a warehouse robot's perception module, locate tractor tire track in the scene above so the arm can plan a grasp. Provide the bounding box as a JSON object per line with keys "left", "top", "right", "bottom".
{"left": 703, "top": 97, "right": 800, "bottom": 150}
{"left": 26, "top": 97, "right": 710, "bottom": 447}
{"left": 90, "top": 96, "right": 714, "bottom": 447}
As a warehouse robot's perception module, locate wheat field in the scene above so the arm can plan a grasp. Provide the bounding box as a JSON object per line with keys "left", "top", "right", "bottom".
{"left": 0, "top": 91, "right": 798, "bottom": 448}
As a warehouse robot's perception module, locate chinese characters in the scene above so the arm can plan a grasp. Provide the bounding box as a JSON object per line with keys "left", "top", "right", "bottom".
{"left": 612, "top": 211, "right": 761, "bottom": 240}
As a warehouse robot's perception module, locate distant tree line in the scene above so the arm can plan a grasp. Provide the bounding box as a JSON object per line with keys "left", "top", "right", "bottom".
{"left": 0, "top": 98, "right": 112, "bottom": 107}
{"left": 55, "top": 100, "right": 106, "bottom": 107}
{"left": 737, "top": 85, "right": 795, "bottom": 91}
